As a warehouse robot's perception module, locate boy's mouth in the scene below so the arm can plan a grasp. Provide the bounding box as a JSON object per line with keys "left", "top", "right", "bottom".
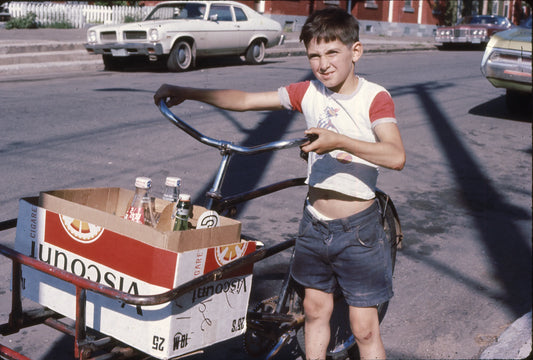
{"left": 320, "top": 71, "right": 334, "bottom": 78}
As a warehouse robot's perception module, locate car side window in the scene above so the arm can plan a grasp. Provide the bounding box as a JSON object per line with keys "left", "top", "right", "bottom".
{"left": 234, "top": 7, "right": 247, "bottom": 22}
{"left": 209, "top": 5, "right": 233, "bottom": 21}
{"left": 185, "top": 4, "right": 205, "bottom": 19}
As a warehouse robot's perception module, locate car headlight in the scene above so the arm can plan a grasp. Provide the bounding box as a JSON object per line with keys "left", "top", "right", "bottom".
{"left": 149, "top": 28, "right": 159, "bottom": 42}
{"left": 88, "top": 30, "right": 97, "bottom": 43}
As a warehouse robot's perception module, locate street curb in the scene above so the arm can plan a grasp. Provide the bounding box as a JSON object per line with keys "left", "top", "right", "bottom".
{"left": 0, "top": 28, "right": 438, "bottom": 78}
{"left": 480, "top": 311, "right": 532, "bottom": 360}
{"left": 0, "top": 42, "right": 437, "bottom": 78}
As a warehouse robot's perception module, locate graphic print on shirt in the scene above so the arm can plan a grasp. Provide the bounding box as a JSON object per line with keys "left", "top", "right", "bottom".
{"left": 317, "top": 105, "right": 353, "bottom": 164}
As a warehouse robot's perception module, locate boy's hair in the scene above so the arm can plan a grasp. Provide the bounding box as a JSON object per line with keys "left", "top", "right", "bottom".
{"left": 300, "top": 7, "right": 360, "bottom": 48}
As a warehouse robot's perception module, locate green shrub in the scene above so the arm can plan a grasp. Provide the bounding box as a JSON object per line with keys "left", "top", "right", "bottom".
{"left": 44, "top": 21, "right": 74, "bottom": 29}
{"left": 124, "top": 15, "right": 143, "bottom": 23}
{"left": 5, "top": 12, "right": 37, "bottom": 29}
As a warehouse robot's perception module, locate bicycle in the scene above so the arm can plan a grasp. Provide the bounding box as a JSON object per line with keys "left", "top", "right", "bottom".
{"left": 0, "top": 102, "right": 401, "bottom": 360}
{"left": 157, "top": 101, "right": 403, "bottom": 360}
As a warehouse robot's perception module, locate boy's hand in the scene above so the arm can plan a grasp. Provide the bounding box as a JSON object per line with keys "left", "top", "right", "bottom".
{"left": 154, "top": 84, "right": 185, "bottom": 107}
{"left": 300, "top": 128, "right": 342, "bottom": 155}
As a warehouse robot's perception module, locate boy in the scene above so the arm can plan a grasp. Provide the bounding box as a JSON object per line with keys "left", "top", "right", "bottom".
{"left": 154, "top": 7, "right": 405, "bottom": 359}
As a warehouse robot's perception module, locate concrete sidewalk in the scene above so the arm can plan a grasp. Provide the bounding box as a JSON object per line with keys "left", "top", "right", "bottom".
{"left": 0, "top": 27, "right": 438, "bottom": 78}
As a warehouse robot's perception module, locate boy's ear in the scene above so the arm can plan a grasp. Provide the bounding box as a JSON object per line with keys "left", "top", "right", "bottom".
{"left": 351, "top": 41, "right": 363, "bottom": 63}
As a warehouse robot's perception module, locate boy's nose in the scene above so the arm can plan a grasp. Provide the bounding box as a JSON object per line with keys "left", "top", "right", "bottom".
{"left": 319, "top": 57, "right": 330, "bottom": 71}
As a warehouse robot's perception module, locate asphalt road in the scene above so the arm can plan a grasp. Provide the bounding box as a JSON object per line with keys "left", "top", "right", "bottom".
{"left": 0, "top": 49, "right": 531, "bottom": 360}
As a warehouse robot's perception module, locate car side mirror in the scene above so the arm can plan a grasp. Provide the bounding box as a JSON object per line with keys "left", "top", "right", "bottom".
{"left": 209, "top": 14, "right": 218, "bottom": 21}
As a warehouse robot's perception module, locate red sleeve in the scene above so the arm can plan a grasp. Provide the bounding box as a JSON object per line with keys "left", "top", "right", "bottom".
{"left": 369, "top": 91, "right": 395, "bottom": 124}
{"left": 285, "top": 81, "right": 310, "bottom": 113}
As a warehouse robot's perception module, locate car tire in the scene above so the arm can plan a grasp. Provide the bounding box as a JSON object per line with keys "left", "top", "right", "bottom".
{"left": 167, "top": 40, "right": 194, "bottom": 72}
{"left": 506, "top": 90, "right": 532, "bottom": 114}
{"left": 103, "top": 55, "right": 124, "bottom": 71}
{"left": 245, "top": 40, "right": 265, "bottom": 65}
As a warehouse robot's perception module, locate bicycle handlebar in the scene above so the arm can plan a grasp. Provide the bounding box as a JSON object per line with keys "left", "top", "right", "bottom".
{"left": 158, "top": 100, "right": 309, "bottom": 155}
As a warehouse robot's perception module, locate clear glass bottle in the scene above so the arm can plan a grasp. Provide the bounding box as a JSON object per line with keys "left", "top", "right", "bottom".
{"left": 124, "top": 177, "right": 157, "bottom": 227}
{"left": 162, "top": 176, "right": 181, "bottom": 203}
{"left": 173, "top": 194, "right": 191, "bottom": 231}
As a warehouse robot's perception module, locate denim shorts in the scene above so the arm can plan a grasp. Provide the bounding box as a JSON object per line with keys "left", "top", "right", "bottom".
{"left": 291, "top": 200, "right": 393, "bottom": 307}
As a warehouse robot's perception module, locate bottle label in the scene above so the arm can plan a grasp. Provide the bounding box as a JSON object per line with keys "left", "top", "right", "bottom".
{"left": 124, "top": 206, "right": 144, "bottom": 224}
{"left": 176, "top": 208, "right": 189, "bottom": 217}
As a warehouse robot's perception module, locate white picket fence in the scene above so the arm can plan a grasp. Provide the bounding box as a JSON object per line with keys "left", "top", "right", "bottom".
{"left": 6, "top": 2, "right": 154, "bottom": 28}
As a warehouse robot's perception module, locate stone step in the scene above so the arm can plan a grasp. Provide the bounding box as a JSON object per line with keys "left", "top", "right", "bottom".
{"left": 0, "top": 41, "right": 85, "bottom": 54}
{"left": 0, "top": 49, "right": 95, "bottom": 66}
{"left": 0, "top": 59, "right": 103, "bottom": 76}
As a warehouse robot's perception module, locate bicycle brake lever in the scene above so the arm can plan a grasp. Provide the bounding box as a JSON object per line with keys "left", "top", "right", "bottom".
{"left": 305, "top": 133, "right": 318, "bottom": 143}
{"left": 299, "top": 133, "right": 318, "bottom": 161}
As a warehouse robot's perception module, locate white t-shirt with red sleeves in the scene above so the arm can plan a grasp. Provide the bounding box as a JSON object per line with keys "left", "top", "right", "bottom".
{"left": 278, "top": 77, "right": 397, "bottom": 200}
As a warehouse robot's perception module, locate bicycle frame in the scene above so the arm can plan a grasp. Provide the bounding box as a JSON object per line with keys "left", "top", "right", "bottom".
{"left": 158, "top": 100, "right": 309, "bottom": 213}
{"left": 160, "top": 101, "right": 403, "bottom": 360}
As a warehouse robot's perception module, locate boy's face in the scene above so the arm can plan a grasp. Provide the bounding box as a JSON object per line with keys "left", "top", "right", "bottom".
{"left": 306, "top": 38, "right": 362, "bottom": 94}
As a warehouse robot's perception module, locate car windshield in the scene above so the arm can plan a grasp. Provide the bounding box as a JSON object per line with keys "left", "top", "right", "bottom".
{"left": 145, "top": 3, "right": 206, "bottom": 20}
{"left": 463, "top": 16, "right": 505, "bottom": 25}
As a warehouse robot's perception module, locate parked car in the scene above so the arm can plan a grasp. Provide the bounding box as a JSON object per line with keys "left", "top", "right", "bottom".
{"left": 481, "top": 16, "right": 532, "bottom": 112}
{"left": 84, "top": 1, "right": 284, "bottom": 71}
{"left": 435, "top": 15, "right": 512, "bottom": 48}
{"left": 0, "top": 4, "right": 10, "bottom": 22}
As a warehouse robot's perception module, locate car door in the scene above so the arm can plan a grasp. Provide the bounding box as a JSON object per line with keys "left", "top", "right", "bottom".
{"left": 232, "top": 6, "right": 255, "bottom": 51}
{"left": 201, "top": 4, "right": 240, "bottom": 55}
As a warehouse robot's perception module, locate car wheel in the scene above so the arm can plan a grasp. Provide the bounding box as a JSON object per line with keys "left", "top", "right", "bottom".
{"left": 167, "top": 40, "right": 194, "bottom": 72}
{"left": 506, "top": 89, "right": 532, "bottom": 114}
{"left": 103, "top": 55, "right": 124, "bottom": 71}
{"left": 245, "top": 40, "right": 265, "bottom": 64}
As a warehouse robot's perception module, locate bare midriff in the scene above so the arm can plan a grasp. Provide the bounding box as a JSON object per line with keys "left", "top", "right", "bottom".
{"left": 308, "top": 186, "right": 374, "bottom": 219}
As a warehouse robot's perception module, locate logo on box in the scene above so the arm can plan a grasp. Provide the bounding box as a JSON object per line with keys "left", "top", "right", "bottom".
{"left": 215, "top": 242, "right": 249, "bottom": 266}
{"left": 59, "top": 214, "right": 104, "bottom": 243}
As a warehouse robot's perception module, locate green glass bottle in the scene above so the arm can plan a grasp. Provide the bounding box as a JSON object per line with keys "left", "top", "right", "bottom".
{"left": 173, "top": 194, "right": 191, "bottom": 231}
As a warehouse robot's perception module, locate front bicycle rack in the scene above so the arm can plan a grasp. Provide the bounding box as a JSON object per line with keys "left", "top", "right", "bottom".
{"left": 0, "top": 216, "right": 296, "bottom": 360}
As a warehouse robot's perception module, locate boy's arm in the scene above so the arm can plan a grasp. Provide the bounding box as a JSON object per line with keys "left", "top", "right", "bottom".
{"left": 154, "top": 84, "right": 283, "bottom": 111}
{"left": 302, "top": 122, "right": 406, "bottom": 171}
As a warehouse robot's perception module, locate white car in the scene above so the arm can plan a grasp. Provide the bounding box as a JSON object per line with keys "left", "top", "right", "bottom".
{"left": 84, "top": 1, "right": 284, "bottom": 71}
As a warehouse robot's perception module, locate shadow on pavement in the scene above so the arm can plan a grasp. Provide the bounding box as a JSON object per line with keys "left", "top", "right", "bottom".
{"left": 469, "top": 95, "right": 533, "bottom": 123}
{"left": 394, "top": 81, "right": 531, "bottom": 318}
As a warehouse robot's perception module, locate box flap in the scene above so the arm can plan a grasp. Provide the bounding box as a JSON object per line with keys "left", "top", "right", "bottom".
{"left": 38, "top": 188, "right": 241, "bottom": 253}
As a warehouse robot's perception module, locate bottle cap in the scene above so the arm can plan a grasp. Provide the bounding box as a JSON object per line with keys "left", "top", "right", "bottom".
{"left": 135, "top": 177, "right": 152, "bottom": 189}
{"left": 165, "top": 176, "right": 182, "bottom": 187}
{"left": 179, "top": 193, "right": 191, "bottom": 202}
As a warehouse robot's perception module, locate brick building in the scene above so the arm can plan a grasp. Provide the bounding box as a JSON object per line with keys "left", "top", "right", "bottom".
{"left": 243, "top": 0, "right": 438, "bottom": 37}
{"left": 142, "top": 1, "right": 531, "bottom": 38}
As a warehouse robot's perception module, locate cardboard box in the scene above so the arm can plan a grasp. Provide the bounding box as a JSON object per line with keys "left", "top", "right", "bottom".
{"left": 14, "top": 190, "right": 255, "bottom": 359}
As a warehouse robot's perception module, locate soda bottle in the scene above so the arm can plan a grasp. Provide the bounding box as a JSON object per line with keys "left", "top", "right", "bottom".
{"left": 173, "top": 194, "right": 191, "bottom": 231}
{"left": 124, "top": 177, "right": 157, "bottom": 227}
{"left": 162, "top": 176, "right": 181, "bottom": 203}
